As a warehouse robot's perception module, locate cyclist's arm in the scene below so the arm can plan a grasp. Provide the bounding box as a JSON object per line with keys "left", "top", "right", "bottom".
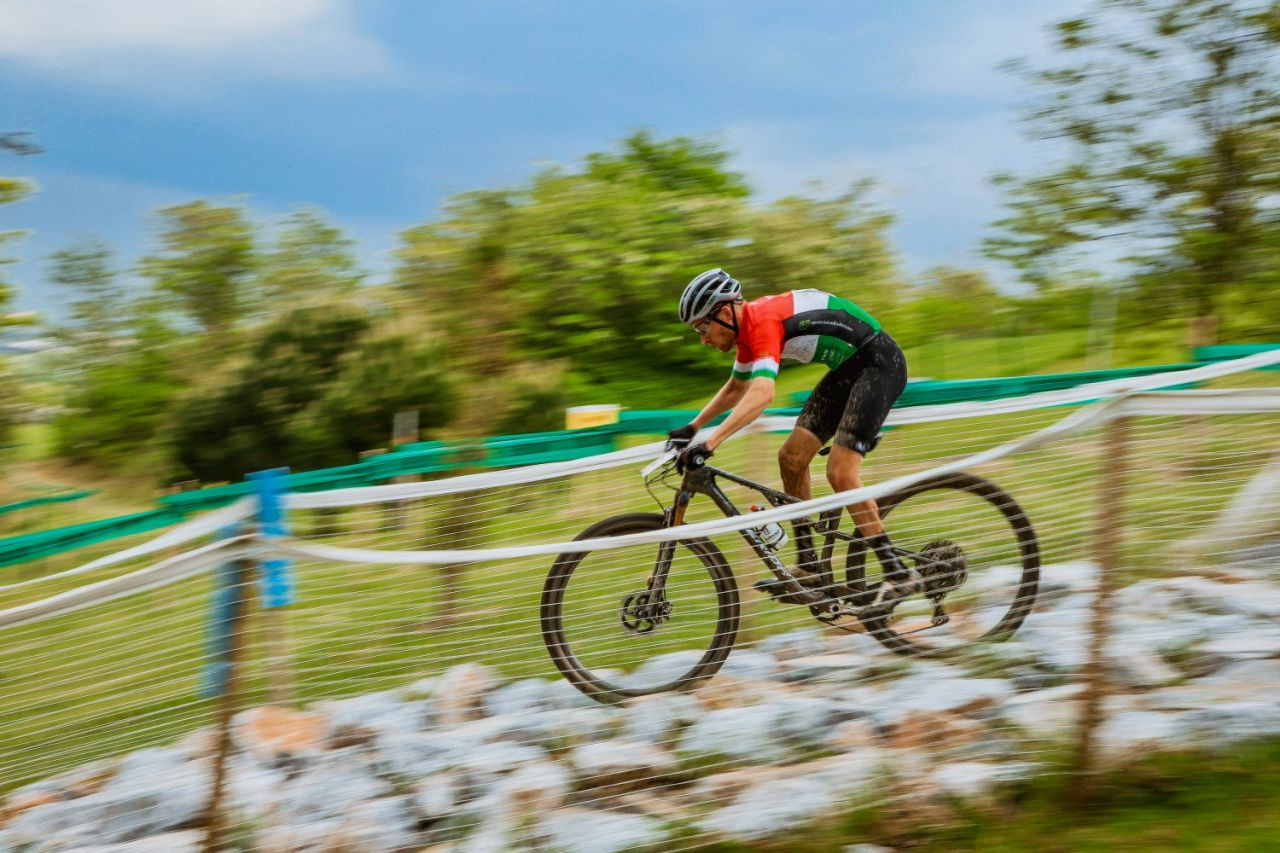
{"left": 705, "top": 376, "right": 775, "bottom": 450}
{"left": 690, "top": 377, "right": 749, "bottom": 429}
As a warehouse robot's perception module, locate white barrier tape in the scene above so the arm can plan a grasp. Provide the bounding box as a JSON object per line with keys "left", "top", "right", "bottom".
{"left": 0, "top": 536, "right": 253, "bottom": 631}
{"left": 286, "top": 353, "right": 1280, "bottom": 511}
{"left": 14, "top": 353, "right": 1277, "bottom": 592}
{"left": 1110, "top": 388, "right": 1280, "bottom": 417}
{"left": 0, "top": 496, "right": 256, "bottom": 592}
{"left": 255, "top": 392, "right": 1128, "bottom": 566}
{"left": 284, "top": 441, "right": 666, "bottom": 510}
{"left": 757, "top": 349, "right": 1280, "bottom": 432}
{"left": 7, "top": 385, "right": 1275, "bottom": 622}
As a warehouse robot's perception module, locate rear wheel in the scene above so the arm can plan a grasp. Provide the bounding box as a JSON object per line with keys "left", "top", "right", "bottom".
{"left": 846, "top": 473, "right": 1040, "bottom": 656}
{"left": 541, "top": 513, "right": 740, "bottom": 704}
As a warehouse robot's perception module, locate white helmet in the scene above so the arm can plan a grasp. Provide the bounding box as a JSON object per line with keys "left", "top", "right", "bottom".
{"left": 679, "top": 268, "right": 740, "bottom": 325}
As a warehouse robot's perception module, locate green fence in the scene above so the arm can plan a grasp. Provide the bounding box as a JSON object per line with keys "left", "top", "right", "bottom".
{"left": 2, "top": 350, "right": 1275, "bottom": 571}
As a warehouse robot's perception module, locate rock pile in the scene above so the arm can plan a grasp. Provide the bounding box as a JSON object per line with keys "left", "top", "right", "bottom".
{"left": 3, "top": 561, "right": 1280, "bottom": 852}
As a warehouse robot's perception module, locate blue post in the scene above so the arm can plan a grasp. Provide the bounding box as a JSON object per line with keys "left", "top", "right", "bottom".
{"left": 247, "top": 467, "right": 295, "bottom": 608}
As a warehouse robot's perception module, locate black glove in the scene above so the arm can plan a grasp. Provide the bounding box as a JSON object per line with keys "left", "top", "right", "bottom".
{"left": 677, "top": 442, "right": 713, "bottom": 474}
{"left": 666, "top": 423, "right": 698, "bottom": 448}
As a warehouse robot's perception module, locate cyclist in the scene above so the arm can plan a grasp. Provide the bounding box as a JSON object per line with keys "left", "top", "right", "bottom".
{"left": 668, "top": 268, "right": 919, "bottom": 613}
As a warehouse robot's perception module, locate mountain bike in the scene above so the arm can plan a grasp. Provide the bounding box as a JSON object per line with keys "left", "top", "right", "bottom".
{"left": 541, "top": 444, "right": 1040, "bottom": 704}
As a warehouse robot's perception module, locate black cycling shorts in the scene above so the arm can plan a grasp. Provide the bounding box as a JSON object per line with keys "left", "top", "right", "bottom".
{"left": 795, "top": 331, "right": 907, "bottom": 455}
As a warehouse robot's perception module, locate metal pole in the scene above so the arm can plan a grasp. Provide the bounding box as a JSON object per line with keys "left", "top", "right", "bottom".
{"left": 1072, "top": 414, "right": 1128, "bottom": 805}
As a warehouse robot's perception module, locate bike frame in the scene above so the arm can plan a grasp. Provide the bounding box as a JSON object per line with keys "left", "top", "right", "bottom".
{"left": 646, "top": 464, "right": 858, "bottom": 608}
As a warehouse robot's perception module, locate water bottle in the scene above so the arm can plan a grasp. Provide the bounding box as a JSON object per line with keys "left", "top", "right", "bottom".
{"left": 749, "top": 505, "right": 788, "bottom": 552}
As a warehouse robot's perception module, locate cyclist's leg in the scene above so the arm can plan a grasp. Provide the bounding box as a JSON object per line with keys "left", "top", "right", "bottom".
{"left": 826, "top": 334, "right": 909, "bottom": 597}
{"left": 787, "top": 368, "right": 852, "bottom": 578}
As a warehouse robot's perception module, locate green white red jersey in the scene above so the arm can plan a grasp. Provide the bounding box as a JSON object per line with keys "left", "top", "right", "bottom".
{"left": 731, "top": 289, "right": 882, "bottom": 381}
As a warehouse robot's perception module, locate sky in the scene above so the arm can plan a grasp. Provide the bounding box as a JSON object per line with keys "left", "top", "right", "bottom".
{"left": 0, "top": 0, "right": 1082, "bottom": 321}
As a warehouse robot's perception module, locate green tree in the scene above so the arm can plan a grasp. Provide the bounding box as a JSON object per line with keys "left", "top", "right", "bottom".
{"left": 141, "top": 200, "right": 255, "bottom": 333}
{"left": 256, "top": 208, "right": 363, "bottom": 313}
{"left": 986, "top": 0, "right": 1280, "bottom": 344}
{"left": 168, "top": 305, "right": 456, "bottom": 481}
{"left": 0, "top": 176, "right": 35, "bottom": 330}
{"left": 53, "top": 316, "right": 184, "bottom": 467}
{"left": 47, "top": 239, "right": 128, "bottom": 356}
{"left": 0, "top": 176, "right": 35, "bottom": 446}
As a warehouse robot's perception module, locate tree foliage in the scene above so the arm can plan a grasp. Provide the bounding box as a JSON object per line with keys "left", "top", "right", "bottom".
{"left": 256, "top": 208, "right": 364, "bottom": 312}
{"left": 987, "top": 0, "right": 1280, "bottom": 341}
{"left": 395, "top": 133, "right": 902, "bottom": 412}
{"left": 141, "top": 201, "right": 255, "bottom": 333}
{"left": 168, "top": 305, "right": 456, "bottom": 481}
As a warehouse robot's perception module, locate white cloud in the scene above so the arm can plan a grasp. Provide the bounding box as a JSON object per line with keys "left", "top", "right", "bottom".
{"left": 0, "top": 0, "right": 389, "bottom": 81}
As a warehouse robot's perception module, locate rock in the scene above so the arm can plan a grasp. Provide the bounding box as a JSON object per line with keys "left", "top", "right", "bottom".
{"left": 699, "top": 775, "right": 838, "bottom": 841}
{"left": 791, "top": 751, "right": 886, "bottom": 800}
{"left": 689, "top": 765, "right": 786, "bottom": 806}
{"left": 1166, "top": 577, "right": 1280, "bottom": 619}
{"left": 1096, "top": 710, "right": 1190, "bottom": 758}
{"left": 1197, "top": 658, "right": 1280, "bottom": 689}
{"left": 537, "top": 807, "right": 666, "bottom": 853}
{"left": 1107, "top": 648, "right": 1182, "bottom": 689}
{"left": 413, "top": 772, "right": 460, "bottom": 822}
{"left": 771, "top": 697, "right": 850, "bottom": 747}
{"left": 827, "top": 718, "right": 880, "bottom": 751}
{"left": 886, "top": 677, "right": 1016, "bottom": 721}
{"left": 316, "top": 691, "right": 433, "bottom": 744}
{"left": 620, "top": 650, "right": 706, "bottom": 690}
{"left": 377, "top": 716, "right": 524, "bottom": 780}
{"left": 489, "top": 760, "right": 571, "bottom": 816}
{"left": 570, "top": 741, "right": 677, "bottom": 795}
{"left": 5, "top": 759, "right": 209, "bottom": 848}
{"left": 455, "top": 742, "right": 549, "bottom": 800}
{"left": 0, "top": 790, "right": 65, "bottom": 827}
{"left": 757, "top": 627, "right": 827, "bottom": 660}
{"left": 1200, "top": 628, "right": 1280, "bottom": 661}
{"left": 330, "top": 795, "right": 421, "bottom": 852}
{"left": 845, "top": 845, "right": 896, "bottom": 853}
{"left": 928, "top": 762, "right": 1008, "bottom": 800}
{"left": 255, "top": 819, "right": 345, "bottom": 853}
{"left": 678, "top": 705, "right": 790, "bottom": 766}
{"left": 436, "top": 664, "right": 499, "bottom": 724}
{"left": 59, "top": 829, "right": 204, "bottom": 851}
{"left": 693, "top": 675, "right": 790, "bottom": 710}
{"left": 719, "top": 649, "right": 780, "bottom": 681}
{"left": 275, "top": 750, "right": 391, "bottom": 822}
{"left": 1179, "top": 703, "right": 1280, "bottom": 748}
{"left": 1001, "top": 685, "right": 1084, "bottom": 739}
{"left": 233, "top": 706, "right": 328, "bottom": 762}
{"left": 226, "top": 758, "right": 287, "bottom": 824}
{"left": 779, "top": 653, "right": 875, "bottom": 684}
{"left": 889, "top": 711, "right": 983, "bottom": 751}
{"left": 484, "top": 678, "right": 565, "bottom": 718}
{"left": 622, "top": 693, "right": 701, "bottom": 745}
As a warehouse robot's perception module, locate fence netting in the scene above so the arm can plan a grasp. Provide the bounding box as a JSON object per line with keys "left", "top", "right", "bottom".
{"left": 0, "top": 363, "right": 1277, "bottom": 851}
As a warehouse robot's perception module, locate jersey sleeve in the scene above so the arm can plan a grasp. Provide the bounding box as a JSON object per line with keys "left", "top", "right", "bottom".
{"left": 731, "top": 340, "right": 754, "bottom": 380}
{"left": 741, "top": 321, "right": 781, "bottom": 380}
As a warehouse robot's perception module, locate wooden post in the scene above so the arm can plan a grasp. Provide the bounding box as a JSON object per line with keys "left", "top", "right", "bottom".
{"left": 1072, "top": 415, "right": 1128, "bottom": 806}
{"left": 390, "top": 411, "right": 420, "bottom": 530}
{"left": 202, "top": 559, "right": 255, "bottom": 853}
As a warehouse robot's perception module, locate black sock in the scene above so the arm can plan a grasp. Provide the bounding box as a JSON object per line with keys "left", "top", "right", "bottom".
{"left": 868, "top": 532, "right": 909, "bottom": 583}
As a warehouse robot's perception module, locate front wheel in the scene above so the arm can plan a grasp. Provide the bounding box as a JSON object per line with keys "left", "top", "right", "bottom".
{"left": 848, "top": 472, "right": 1040, "bottom": 657}
{"left": 541, "top": 513, "right": 740, "bottom": 704}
